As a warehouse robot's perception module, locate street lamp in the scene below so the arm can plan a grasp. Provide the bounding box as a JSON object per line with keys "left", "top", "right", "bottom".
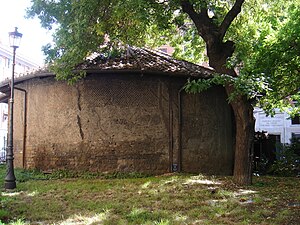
{"left": 4, "top": 27, "right": 22, "bottom": 190}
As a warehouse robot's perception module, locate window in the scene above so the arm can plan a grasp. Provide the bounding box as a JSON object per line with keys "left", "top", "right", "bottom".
{"left": 291, "top": 115, "right": 300, "bottom": 124}
{"left": 2, "top": 113, "right": 8, "bottom": 122}
{"left": 293, "top": 133, "right": 300, "bottom": 138}
{"left": 5, "top": 58, "right": 11, "bottom": 68}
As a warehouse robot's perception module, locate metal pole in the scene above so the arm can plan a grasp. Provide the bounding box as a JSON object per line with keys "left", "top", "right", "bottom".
{"left": 4, "top": 46, "right": 17, "bottom": 189}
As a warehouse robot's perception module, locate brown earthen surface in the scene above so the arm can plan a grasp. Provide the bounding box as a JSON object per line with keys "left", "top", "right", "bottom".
{"left": 13, "top": 73, "right": 234, "bottom": 175}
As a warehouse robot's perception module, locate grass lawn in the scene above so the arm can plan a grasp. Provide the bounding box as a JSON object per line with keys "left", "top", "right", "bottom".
{"left": 0, "top": 165, "right": 299, "bottom": 225}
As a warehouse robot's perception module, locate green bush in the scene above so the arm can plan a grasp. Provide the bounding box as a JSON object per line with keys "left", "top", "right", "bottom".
{"left": 268, "top": 137, "right": 300, "bottom": 177}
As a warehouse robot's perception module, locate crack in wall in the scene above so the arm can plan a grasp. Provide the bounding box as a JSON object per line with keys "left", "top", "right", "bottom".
{"left": 76, "top": 84, "right": 84, "bottom": 140}
{"left": 77, "top": 115, "right": 84, "bottom": 140}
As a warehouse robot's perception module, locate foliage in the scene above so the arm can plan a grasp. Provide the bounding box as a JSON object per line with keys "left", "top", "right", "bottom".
{"left": 48, "top": 169, "right": 149, "bottom": 179}
{"left": 0, "top": 164, "right": 150, "bottom": 184}
{"left": 253, "top": 154, "right": 270, "bottom": 176}
{"left": 287, "top": 136, "right": 300, "bottom": 156}
{"left": 253, "top": 135, "right": 300, "bottom": 176}
{"left": 268, "top": 137, "right": 300, "bottom": 177}
{"left": 184, "top": 74, "right": 233, "bottom": 93}
{"left": 26, "top": 0, "right": 180, "bottom": 82}
{"left": 236, "top": 2, "right": 300, "bottom": 115}
{"left": 0, "top": 208, "right": 9, "bottom": 224}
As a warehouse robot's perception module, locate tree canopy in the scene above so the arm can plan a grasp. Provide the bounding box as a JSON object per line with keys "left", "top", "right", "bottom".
{"left": 241, "top": 3, "right": 300, "bottom": 115}
{"left": 27, "top": 0, "right": 175, "bottom": 82}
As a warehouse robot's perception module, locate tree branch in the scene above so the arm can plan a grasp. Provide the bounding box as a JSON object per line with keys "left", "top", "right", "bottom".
{"left": 181, "top": 0, "right": 216, "bottom": 42}
{"left": 181, "top": 1, "right": 200, "bottom": 25}
{"left": 219, "top": 0, "right": 245, "bottom": 39}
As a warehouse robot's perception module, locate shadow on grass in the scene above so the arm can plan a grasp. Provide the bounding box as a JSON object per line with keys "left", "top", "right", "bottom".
{"left": 0, "top": 165, "right": 299, "bottom": 224}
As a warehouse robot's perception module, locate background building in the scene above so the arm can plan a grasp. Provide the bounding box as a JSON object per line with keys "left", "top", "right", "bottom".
{"left": 0, "top": 42, "right": 39, "bottom": 161}
{"left": 254, "top": 107, "right": 300, "bottom": 163}
{"left": 254, "top": 108, "right": 300, "bottom": 144}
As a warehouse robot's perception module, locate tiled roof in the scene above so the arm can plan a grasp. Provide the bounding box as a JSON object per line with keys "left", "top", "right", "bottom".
{"left": 0, "top": 47, "right": 214, "bottom": 91}
{"left": 77, "top": 47, "right": 214, "bottom": 78}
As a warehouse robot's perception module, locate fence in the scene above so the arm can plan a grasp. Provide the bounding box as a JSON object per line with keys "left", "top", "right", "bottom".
{"left": 0, "top": 136, "right": 6, "bottom": 163}
{"left": 0, "top": 147, "right": 6, "bottom": 163}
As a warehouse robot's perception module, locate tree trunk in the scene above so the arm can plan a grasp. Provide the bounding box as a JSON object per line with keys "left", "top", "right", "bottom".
{"left": 225, "top": 85, "right": 255, "bottom": 185}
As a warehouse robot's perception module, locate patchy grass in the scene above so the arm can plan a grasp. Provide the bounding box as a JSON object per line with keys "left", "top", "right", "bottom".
{"left": 0, "top": 166, "right": 299, "bottom": 224}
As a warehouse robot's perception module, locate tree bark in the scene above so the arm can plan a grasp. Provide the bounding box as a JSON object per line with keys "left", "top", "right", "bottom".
{"left": 181, "top": 0, "right": 254, "bottom": 185}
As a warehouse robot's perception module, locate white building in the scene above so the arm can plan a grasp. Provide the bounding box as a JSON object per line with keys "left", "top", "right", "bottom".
{"left": 254, "top": 107, "right": 300, "bottom": 144}
{"left": 0, "top": 43, "right": 39, "bottom": 80}
{"left": 0, "top": 42, "right": 39, "bottom": 160}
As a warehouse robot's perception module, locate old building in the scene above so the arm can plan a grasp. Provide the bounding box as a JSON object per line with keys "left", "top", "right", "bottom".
{"left": 0, "top": 47, "right": 234, "bottom": 175}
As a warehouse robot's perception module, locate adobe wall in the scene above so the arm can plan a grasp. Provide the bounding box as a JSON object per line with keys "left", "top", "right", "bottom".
{"left": 181, "top": 87, "right": 234, "bottom": 175}
{"left": 12, "top": 73, "right": 234, "bottom": 175}
{"left": 14, "top": 74, "right": 171, "bottom": 174}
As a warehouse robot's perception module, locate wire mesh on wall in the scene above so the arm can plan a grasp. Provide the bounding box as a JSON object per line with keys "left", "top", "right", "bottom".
{"left": 83, "top": 76, "right": 166, "bottom": 108}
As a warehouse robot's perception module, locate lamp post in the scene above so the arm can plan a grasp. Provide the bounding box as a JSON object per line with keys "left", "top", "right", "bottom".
{"left": 4, "top": 27, "right": 22, "bottom": 190}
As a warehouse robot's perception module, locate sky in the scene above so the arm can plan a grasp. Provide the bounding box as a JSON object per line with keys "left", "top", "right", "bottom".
{"left": 0, "top": 0, "right": 53, "bottom": 66}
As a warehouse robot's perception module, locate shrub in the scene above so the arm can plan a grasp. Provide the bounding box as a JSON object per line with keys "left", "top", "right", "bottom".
{"left": 268, "top": 137, "right": 300, "bottom": 177}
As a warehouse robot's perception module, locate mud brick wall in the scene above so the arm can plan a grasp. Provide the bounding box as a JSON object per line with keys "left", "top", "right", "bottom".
{"left": 12, "top": 73, "right": 234, "bottom": 175}
{"left": 13, "top": 74, "right": 170, "bottom": 174}
{"left": 181, "top": 86, "right": 234, "bottom": 175}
